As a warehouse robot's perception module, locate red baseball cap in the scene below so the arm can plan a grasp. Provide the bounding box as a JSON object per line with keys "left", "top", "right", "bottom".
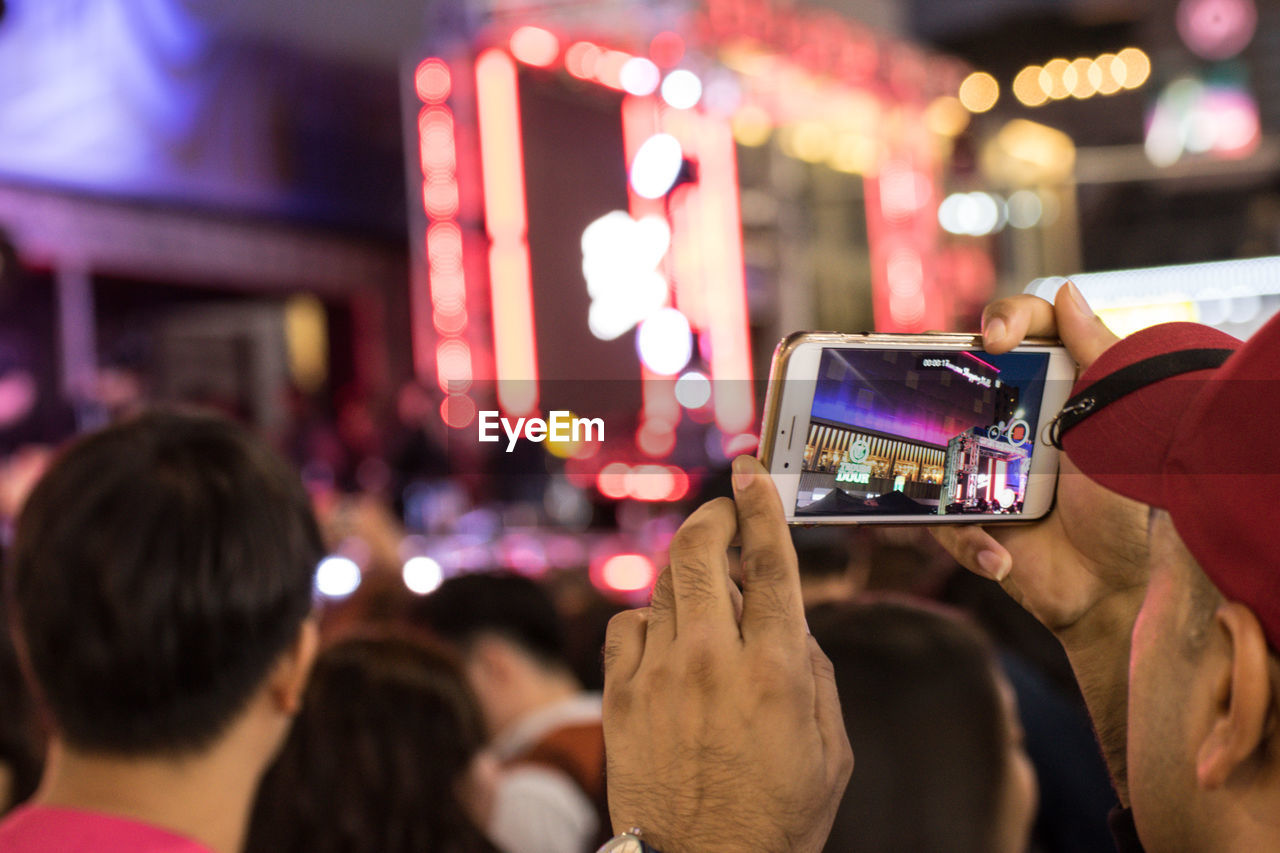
{"left": 1050, "top": 310, "right": 1280, "bottom": 649}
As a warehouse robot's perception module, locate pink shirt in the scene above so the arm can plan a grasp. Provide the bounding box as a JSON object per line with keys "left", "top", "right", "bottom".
{"left": 0, "top": 805, "right": 214, "bottom": 852}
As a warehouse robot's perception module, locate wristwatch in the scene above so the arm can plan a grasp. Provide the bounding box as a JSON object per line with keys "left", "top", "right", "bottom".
{"left": 596, "top": 827, "right": 662, "bottom": 853}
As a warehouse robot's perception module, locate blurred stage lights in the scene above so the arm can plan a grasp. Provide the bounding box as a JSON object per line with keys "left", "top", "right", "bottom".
{"left": 661, "top": 69, "right": 702, "bottom": 109}
{"left": 509, "top": 26, "right": 560, "bottom": 67}
{"left": 674, "top": 370, "right": 712, "bottom": 409}
{"left": 403, "top": 556, "right": 444, "bottom": 595}
{"left": 939, "top": 190, "right": 1047, "bottom": 236}
{"left": 958, "top": 71, "right": 999, "bottom": 113}
{"left": 315, "top": 555, "right": 361, "bottom": 599}
{"left": 1144, "top": 77, "right": 1261, "bottom": 167}
{"left": 599, "top": 554, "right": 657, "bottom": 593}
{"left": 1013, "top": 48, "right": 1150, "bottom": 107}
{"left": 595, "top": 462, "right": 690, "bottom": 502}
{"left": 1177, "top": 0, "right": 1256, "bottom": 61}
{"left": 620, "top": 57, "right": 661, "bottom": 96}
{"left": 629, "top": 133, "right": 685, "bottom": 199}
{"left": 636, "top": 308, "right": 693, "bottom": 376}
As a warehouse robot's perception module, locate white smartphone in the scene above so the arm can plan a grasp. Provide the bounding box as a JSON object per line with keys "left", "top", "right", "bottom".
{"left": 758, "top": 332, "right": 1076, "bottom": 525}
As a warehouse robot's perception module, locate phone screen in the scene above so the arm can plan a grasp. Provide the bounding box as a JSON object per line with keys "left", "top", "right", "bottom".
{"left": 795, "top": 347, "right": 1052, "bottom": 518}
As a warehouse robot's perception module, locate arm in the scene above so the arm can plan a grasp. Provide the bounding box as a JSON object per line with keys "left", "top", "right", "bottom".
{"left": 602, "top": 457, "right": 853, "bottom": 853}
{"left": 932, "top": 284, "right": 1147, "bottom": 805}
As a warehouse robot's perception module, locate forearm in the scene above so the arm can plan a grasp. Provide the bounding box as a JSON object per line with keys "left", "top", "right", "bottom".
{"left": 1056, "top": 589, "right": 1144, "bottom": 807}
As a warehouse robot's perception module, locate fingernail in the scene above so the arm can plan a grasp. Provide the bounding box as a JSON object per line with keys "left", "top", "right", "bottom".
{"left": 732, "top": 456, "right": 755, "bottom": 492}
{"left": 977, "top": 550, "right": 1010, "bottom": 582}
{"left": 1065, "top": 280, "right": 1091, "bottom": 315}
{"left": 983, "top": 317, "right": 1006, "bottom": 348}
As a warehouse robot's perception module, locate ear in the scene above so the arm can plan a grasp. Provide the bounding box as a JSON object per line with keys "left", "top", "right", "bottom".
{"left": 1196, "top": 602, "right": 1272, "bottom": 789}
{"left": 269, "top": 617, "right": 320, "bottom": 716}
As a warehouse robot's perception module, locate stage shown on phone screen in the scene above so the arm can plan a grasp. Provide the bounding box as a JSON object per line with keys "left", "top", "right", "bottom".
{"left": 796, "top": 347, "right": 1051, "bottom": 516}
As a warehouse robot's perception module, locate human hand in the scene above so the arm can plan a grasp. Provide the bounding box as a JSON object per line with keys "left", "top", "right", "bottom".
{"left": 930, "top": 283, "right": 1148, "bottom": 804}
{"left": 931, "top": 283, "right": 1148, "bottom": 638}
{"left": 602, "top": 456, "right": 853, "bottom": 853}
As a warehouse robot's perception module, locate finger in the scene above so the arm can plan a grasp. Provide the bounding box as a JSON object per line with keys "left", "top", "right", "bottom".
{"left": 665, "top": 498, "right": 740, "bottom": 635}
{"left": 927, "top": 524, "right": 1011, "bottom": 582}
{"left": 730, "top": 455, "right": 805, "bottom": 643}
{"left": 646, "top": 567, "right": 675, "bottom": 646}
{"left": 603, "top": 608, "right": 647, "bottom": 684}
{"left": 808, "top": 636, "right": 853, "bottom": 777}
{"left": 1053, "top": 280, "right": 1120, "bottom": 370}
{"left": 726, "top": 574, "right": 744, "bottom": 621}
{"left": 981, "top": 294, "right": 1056, "bottom": 353}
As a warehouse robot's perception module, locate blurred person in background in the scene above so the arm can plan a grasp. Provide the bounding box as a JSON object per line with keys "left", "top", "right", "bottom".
{"left": 0, "top": 410, "right": 322, "bottom": 853}
{"left": 411, "top": 571, "right": 608, "bottom": 853}
{"left": 792, "top": 526, "right": 866, "bottom": 608}
{"left": 245, "top": 632, "right": 500, "bottom": 853}
{"left": 0, "top": 606, "right": 41, "bottom": 815}
{"left": 799, "top": 521, "right": 1115, "bottom": 852}
{"left": 807, "top": 598, "right": 1037, "bottom": 853}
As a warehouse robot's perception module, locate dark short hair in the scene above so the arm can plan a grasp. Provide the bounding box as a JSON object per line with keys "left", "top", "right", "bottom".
{"left": 7, "top": 409, "right": 323, "bottom": 754}
{"left": 410, "top": 571, "right": 567, "bottom": 669}
{"left": 808, "top": 598, "right": 1009, "bottom": 853}
{"left": 245, "top": 632, "right": 496, "bottom": 853}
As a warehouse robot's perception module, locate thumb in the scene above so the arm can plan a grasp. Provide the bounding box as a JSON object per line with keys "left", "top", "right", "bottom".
{"left": 1054, "top": 281, "right": 1119, "bottom": 370}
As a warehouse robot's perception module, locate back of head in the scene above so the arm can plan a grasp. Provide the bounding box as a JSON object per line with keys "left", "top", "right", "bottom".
{"left": 246, "top": 632, "right": 494, "bottom": 853}
{"left": 410, "top": 571, "right": 568, "bottom": 670}
{"left": 807, "top": 598, "right": 1008, "bottom": 853}
{"left": 8, "top": 409, "right": 323, "bottom": 754}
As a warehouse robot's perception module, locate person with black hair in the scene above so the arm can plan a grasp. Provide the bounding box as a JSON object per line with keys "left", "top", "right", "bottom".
{"left": 245, "top": 632, "right": 500, "bottom": 853}
{"left": 412, "top": 571, "right": 608, "bottom": 853}
{"left": 807, "top": 598, "right": 1037, "bottom": 853}
{"left": 0, "top": 410, "right": 323, "bottom": 853}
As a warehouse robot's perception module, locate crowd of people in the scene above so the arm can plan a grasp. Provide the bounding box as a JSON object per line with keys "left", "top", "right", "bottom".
{"left": 1, "top": 285, "right": 1278, "bottom": 853}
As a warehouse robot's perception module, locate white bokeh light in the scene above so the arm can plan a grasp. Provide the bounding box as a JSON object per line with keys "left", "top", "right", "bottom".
{"left": 620, "top": 57, "right": 661, "bottom": 96}
{"left": 402, "top": 556, "right": 444, "bottom": 595}
{"left": 581, "top": 211, "right": 671, "bottom": 340}
{"left": 660, "top": 69, "right": 702, "bottom": 109}
{"left": 314, "top": 556, "right": 361, "bottom": 599}
{"left": 674, "top": 370, "right": 712, "bottom": 408}
{"left": 636, "top": 308, "right": 693, "bottom": 376}
{"left": 938, "top": 192, "right": 1003, "bottom": 236}
{"left": 629, "top": 134, "right": 685, "bottom": 199}
{"left": 1006, "top": 190, "right": 1043, "bottom": 229}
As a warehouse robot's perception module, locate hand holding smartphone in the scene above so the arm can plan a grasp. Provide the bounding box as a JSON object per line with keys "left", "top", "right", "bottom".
{"left": 759, "top": 332, "right": 1075, "bottom": 524}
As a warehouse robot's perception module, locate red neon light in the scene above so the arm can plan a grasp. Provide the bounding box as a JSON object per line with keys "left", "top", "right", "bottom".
{"left": 691, "top": 115, "right": 754, "bottom": 434}
{"left": 436, "top": 339, "right": 473, "bottom": 393}
{"left": 476, "top": 49, "right": 539, "bottom": 417}
{"left": 649, "top": 31, "right": 685, "bottom": 68}
{"left": 637, "top": 420, "right": 677, "bottom": 458}
{"left": 599, "top": 554, "right": 657, "bottom": 592}
{"left": 597, "top": 462, "right": 630, "bottom": 499}
{"left": 415, "top": 59, "right": 451, "bottom": 103}
{"left": 423, "top": 179, "right": 460, "bottom": 219}
{"left": 620, "top": 96, "right": 681, "bottom": 449}
{"left": 594, "top": 50, "right": 631, "bottom": 90}
{"left": 433, "top": 306, "right": 468, "bottom": 336}
{"left": 510, "top": 26, "right": 560, "bottom": 67}
{"left": 415, "top": 59, "right": 472, "bottom": 408}
{"left": 440, "top": 394, "right": 476, "bottom": 429}
{"left": 565, "top": 42, "right": 601, "bottom": 79}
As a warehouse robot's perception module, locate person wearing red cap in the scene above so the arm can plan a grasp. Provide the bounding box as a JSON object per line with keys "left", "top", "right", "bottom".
{"left": 600, "top": 279, "right": 1279, "bottom": 853}
{"left": 934, "top": 281, "right": 1280, "bottom": 852}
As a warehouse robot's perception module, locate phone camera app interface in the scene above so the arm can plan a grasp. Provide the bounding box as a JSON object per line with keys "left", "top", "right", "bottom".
{"left": 796, "top": 348, "right": 1050, "bottom": 517}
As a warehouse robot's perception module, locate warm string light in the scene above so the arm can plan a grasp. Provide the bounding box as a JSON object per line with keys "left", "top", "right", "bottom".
{"left": 1012, "top": 48, "right": 1151, "bottom": 107}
